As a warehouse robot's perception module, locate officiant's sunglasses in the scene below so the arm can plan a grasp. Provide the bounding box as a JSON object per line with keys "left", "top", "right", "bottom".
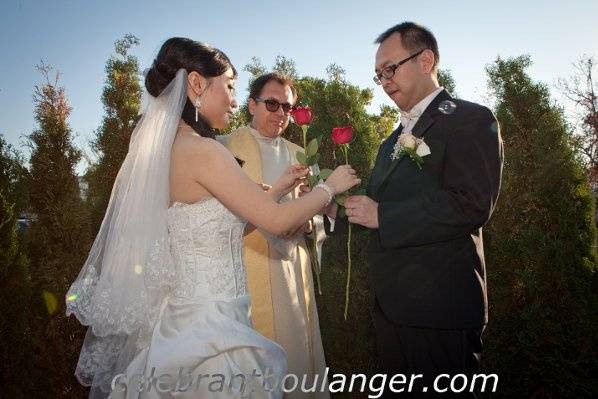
{"left": 254, "top": 97, "right": 294, "bottom": 114}
{"left": 373, "top": 49, "right": 427, "bottom": 85}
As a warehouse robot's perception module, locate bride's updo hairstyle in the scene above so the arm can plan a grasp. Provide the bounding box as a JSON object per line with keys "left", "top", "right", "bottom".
{"left": 145, "top": 37, "right": 237, "bottom": 138}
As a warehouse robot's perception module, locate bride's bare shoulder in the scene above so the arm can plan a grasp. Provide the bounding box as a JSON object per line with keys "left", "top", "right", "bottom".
{"left": 172, "top": 126, "right": 228, "bottom": 161}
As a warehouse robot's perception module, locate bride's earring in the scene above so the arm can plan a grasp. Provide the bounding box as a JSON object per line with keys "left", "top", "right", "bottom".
{"left": 193, "top": 96, "right": 201, "bottom": 122}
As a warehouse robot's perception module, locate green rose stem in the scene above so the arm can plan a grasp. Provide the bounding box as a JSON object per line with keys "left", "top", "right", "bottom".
{"left": 301, "top": 125, "right": 308, "bottom": 149}
{"left": 341, "top": 144, "right": 352, "bottom": 321}
{"left": 301, "top": 124, "right": 322, "bottom": 295}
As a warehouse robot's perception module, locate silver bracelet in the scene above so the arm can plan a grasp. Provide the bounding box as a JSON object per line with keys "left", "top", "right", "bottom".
{"left": 314, "top": 182, "right": 334, "bottom": 207}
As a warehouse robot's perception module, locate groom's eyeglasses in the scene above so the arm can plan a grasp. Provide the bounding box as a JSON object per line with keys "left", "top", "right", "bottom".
{"left": 373, "top": 49, "right": 427, "bottom": 85}
{"left": 254, "top": 97, "right": 294, "bottom": 114}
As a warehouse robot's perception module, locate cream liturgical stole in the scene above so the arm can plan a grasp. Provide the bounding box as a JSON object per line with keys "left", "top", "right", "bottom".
{"left": 218, "top": 126, "right": 325, "bottom": 341}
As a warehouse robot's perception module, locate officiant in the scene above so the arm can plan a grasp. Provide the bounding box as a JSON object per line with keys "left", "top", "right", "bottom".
{"left": 218, "top": 72, "right": 331, "bottom": 399}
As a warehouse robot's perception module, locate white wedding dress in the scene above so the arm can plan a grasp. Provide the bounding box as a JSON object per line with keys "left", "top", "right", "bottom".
{"left": 108, "top": 197, "right": 287, "bottom": 398}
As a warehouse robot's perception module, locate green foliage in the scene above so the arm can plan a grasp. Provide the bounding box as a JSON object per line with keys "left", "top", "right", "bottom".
{"left": 220, "top": 105, "right": 250, "bottom": 134}
{"left": 86, "top": 34, "right": 141, "bottom": 233}
{"left": 306, "top": 137, "right": 319, "bottom": 157}
{"left": 244, "top": 56, "right": 267, "bottom": 86}
{"left": 296, "top": 151, "right": 308, "bottom": 165}
{"left": 0, "top": 137, "right": 30, "bottom": 214}
{"left": 317, "top": 232, "right": 377, "bottom": 395}
{"left": 0, "top": 137, "right": 32, "bottom": 398}
{"left": 273, "top": 55, "right": 298, "bottom": 79}
{"left": 26, "top": 64, "right": 91, "bottom": 397}
{"left": 483, "top": 55, "right": 598, "bottom": 397}
{"left": 326, "top": 63, "right": 346, "bottom": 82}
{"left": 244, "top": 55, "right": 299, "bottom": 82}
{"left": 438, "top": 68, "right": 457, "bottom": 97}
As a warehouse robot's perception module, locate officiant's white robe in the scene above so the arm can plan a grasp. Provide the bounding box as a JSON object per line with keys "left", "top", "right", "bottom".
{"left": 218, "top": 127, "right": 329, "bottom": 398}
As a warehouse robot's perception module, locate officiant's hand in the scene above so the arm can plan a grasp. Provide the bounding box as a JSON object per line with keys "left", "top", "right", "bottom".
{"left": 344, "top": 195, "right": 379, "bottom": 228}
{"left": 271, "top": 165, "right": 309, "bottom": 199}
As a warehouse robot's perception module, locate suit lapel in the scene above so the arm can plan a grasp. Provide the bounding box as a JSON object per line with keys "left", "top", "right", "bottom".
{"left": 374, "top": 89, "right": 452, "bottom": 199}
{"left": 369, "top": 126, "right": 402, "bottom": 200}
{"left": 411, "top": 89, "right": 450, "bottom": 138}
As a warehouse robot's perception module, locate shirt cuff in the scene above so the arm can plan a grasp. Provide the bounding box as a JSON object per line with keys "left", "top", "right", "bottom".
{"left": 326, "top": 215, "right": 336, "bottom": 232}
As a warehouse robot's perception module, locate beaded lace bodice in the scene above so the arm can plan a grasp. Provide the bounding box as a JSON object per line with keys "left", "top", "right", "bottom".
{"left": 167, "top": 197, "right": 248, "bottom": 300}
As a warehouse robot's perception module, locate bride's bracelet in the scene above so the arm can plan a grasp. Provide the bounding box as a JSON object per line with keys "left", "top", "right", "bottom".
{"left": 314, "top": 182, "right": 334, "bottom": 207}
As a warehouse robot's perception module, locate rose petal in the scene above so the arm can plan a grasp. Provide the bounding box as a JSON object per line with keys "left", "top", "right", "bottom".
{"left": 332, "top": 126, "right": 353, "bottom": 145}
{"left": 416, "top": 141, "right": 431, "bottom": 157}
{"left": 399, "top": 133, "right": 417, "bottom": 149}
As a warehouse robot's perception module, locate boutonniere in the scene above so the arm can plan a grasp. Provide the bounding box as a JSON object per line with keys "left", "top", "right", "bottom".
{"left": 390, "top": 132, "right": 431, "bottom": 169}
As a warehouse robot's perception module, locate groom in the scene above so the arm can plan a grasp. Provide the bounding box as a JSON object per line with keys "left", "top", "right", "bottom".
{"left": 338, "top": 22, "right": 503, "bottom": 396}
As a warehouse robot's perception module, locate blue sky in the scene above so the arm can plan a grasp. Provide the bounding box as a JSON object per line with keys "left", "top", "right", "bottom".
{"left": 1, "top": 0, "right": 597, "bottom": 172}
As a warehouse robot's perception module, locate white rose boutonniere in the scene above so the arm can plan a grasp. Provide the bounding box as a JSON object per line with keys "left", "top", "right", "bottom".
{"left": 390, "top": 132, "right": 431, "bottom": 169}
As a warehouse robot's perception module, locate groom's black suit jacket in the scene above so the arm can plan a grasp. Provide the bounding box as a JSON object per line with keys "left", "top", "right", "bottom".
{"left": 334, "top": 90, "right": 503, "bottom": 330}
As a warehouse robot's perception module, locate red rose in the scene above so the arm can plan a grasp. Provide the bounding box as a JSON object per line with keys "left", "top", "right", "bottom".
{"left": 291, "top": 106, "right": 313, "bottom": 126}
{"left": 331, "top": 126, "right": 353, "bottom": 145}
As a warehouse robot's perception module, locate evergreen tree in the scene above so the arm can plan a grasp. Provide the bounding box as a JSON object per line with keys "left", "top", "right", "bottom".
{"left": 0, "top": 136, "right": 32, "bottom": 398}
{"left": 86, "top": 34, "right": 141, "bottom": 232}
{"left": 0, "top": 136, "right": 29, "bottom": 214}
{"left": 484, "top": 55, "right": 598, "bottom": 397}
{"left": 438, "top": 68, "right": 457, "bottom": 97}
{"left": 244, "top": 56, "right": 267, "bottom": 84}
{"left": 27, "top": 63, "right": 90, "bottom": 397}
{"left": 273, "top": 54, "right": 298, "bottom": 79}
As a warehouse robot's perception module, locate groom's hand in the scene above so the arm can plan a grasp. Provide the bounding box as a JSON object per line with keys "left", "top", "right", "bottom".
{"left": 344, "top": 195, "right": 379, "bottom": 228}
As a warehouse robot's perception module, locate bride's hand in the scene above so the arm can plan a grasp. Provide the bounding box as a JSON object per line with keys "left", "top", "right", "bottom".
{"left": 325, "top": 164, "right": 361, "bottom": 194}
{"left": 270, "top": 164, "right": 310, "bottom": 199}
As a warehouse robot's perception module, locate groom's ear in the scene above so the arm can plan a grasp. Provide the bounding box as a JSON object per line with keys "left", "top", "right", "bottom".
{"left": 419, "top": 49, "right": 436, "bottom": 74}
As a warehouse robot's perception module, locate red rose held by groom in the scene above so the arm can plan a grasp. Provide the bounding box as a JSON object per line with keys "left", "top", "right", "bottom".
{"left": 331, "top": 126, "right": 353, "bottom": 145}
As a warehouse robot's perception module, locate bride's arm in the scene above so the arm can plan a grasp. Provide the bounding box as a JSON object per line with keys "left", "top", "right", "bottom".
{"left": 185, "top": 137, "right": 354, "bottom": 236}
{"left": 243, "top": 182, "right": 311, "bottom": 238}
{"left": 243, "top": 183, "right": 277, "bottom": 236}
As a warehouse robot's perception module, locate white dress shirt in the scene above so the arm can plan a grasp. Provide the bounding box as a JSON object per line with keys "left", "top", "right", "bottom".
{"left": 399, "top": 86, "right": 444, "bottom": 133}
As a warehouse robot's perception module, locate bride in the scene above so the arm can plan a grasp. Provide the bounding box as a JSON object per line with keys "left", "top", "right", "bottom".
{"left": 66, "top": 37, "right": 360, "bottom": 398}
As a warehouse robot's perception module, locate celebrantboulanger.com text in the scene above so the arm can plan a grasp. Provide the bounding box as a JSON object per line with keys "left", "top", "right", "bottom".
{"left": 111, "top": 367, "right": 499, "bottom": 397}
